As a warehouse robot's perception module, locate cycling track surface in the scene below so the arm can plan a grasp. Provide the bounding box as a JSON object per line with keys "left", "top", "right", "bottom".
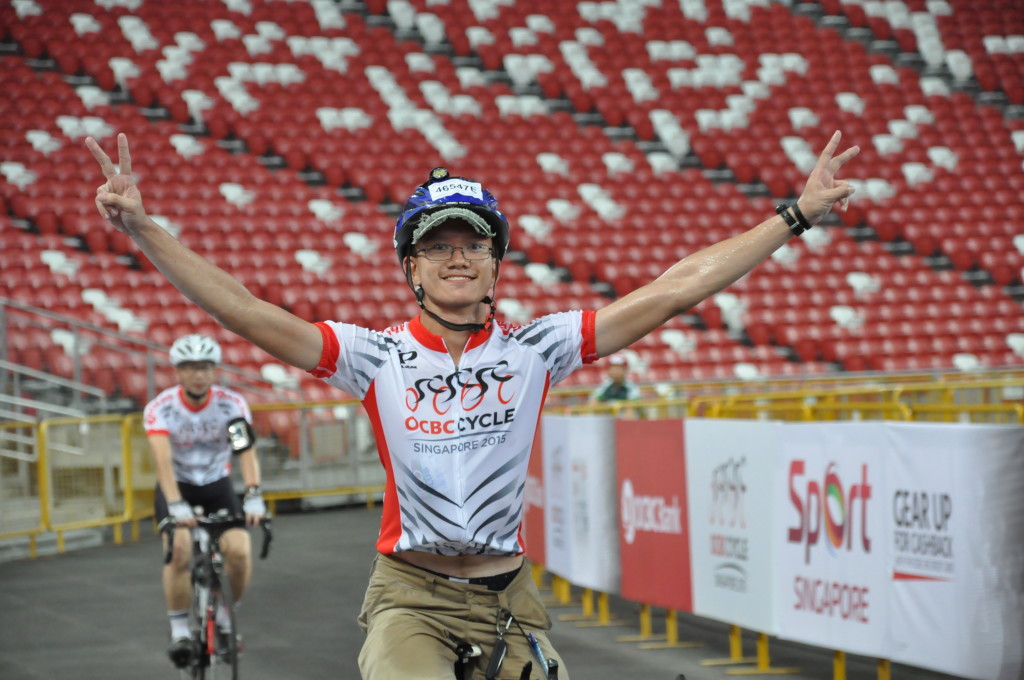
{"left": 0, "top": 506, "right": 959, "bottom": 680}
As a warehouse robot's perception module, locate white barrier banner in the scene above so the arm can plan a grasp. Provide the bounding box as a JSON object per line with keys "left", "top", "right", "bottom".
{"left": 775, "top": 423, "right": 890, "bottom": 657}
{"left": 686, "top": 419, "right": 778, "bottom": 633}
{"left": 542, "top": 415, "right": 620, "bottom": 593}
{"left": 887, "top": 423, "right": 1024, "bottom": 680}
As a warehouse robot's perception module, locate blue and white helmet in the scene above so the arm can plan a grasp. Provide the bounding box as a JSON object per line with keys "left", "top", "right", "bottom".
{"left": 393, "top": 167, "right": 510, "bottom": 265}
{"left": 169, "top": 334, "right": 222, "bottom": 365}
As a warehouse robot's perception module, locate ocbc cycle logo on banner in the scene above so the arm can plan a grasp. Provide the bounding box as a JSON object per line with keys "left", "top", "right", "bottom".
{"left": 709, "top": 457, "right": 749, "bottom": 593}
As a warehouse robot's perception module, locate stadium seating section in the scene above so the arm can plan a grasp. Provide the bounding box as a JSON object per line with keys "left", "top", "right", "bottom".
{"left": 1, "top": 0, "right": 1022, "bottom": 406}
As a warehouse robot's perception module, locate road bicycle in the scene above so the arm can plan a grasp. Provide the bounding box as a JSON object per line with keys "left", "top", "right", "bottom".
{"left": 160, "top": 509, "right": 272, "bottom": 679}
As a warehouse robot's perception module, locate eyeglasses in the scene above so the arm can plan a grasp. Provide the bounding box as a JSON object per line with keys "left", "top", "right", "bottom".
{"left": 415, "top": 243, "right": 494, "bottom": 261}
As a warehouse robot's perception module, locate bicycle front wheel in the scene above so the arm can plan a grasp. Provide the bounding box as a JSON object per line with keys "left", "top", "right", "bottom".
{"left": 200, "top": 580, "right": 238, "bottom": 680}
{"left": 181, "top": 580, "right": 210, "bottom": 680}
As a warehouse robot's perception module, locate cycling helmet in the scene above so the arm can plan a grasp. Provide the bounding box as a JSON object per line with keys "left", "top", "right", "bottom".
{"left": 169, "top": 334, "right": 222, "bottom": 365}
{"left": 393, "top": 167, "right": 510, "bottom": 265}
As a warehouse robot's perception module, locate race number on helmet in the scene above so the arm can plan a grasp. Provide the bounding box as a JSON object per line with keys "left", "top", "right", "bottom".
{"left": 393, "top": 167, "right": 510, "bottom": 264}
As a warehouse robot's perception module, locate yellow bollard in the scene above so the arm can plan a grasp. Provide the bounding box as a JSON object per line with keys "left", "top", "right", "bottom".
{"left": 878, "top": 659, "right": 891, "bottom": 680}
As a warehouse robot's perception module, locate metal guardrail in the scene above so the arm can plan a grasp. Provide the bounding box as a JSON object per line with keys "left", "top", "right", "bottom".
{"left": 3, "top": 373, "right": 1022, "bottom": 555}
{"left": 0, "top": 297, "right": 295, "bottom": 410}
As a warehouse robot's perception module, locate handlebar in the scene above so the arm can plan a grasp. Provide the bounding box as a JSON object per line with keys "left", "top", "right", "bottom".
{"left": 159, "top": 509, "right": 273, "bottom": 564}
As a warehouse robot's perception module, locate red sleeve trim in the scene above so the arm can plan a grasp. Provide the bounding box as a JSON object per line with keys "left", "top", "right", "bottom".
{"left": 146, "top": 429, "right": 169, "bottom": 437}
{"left": 309, "top": 322, "right": 340, "bottom": 378}
{"left": 580, "top": 310, "right": 598, "bottom": 364}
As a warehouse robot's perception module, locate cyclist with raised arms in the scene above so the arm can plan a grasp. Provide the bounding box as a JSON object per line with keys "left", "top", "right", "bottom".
{"left": 145, "top": 333, "right": 266, "bottom": 668}
{"left": 88, "top": 131, "right": 858, "bottom": 679}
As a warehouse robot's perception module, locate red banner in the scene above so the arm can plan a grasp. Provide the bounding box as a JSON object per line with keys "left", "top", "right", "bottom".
{"left": 523, "top": 420, "right": 545, "bottom": 566}
{"left": 617, "top": 419, "right": 692, "bottom": 612}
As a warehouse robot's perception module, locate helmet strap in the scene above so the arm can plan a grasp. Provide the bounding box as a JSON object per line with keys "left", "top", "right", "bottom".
{"left": 404, "top": 261, "right": 497, "bottom": 334}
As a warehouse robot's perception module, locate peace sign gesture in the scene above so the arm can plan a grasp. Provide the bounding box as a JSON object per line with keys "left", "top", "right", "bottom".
{"left": 86, "top": 133, "right": 146, "bottom": 233}
{"left": 797, "top": 130, "right": 860, "bottom": 225}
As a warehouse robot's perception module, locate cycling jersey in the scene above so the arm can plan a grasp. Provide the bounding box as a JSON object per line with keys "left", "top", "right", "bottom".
{"left": 144, "top": 386, "right": 253, "bottom": 486}
{"left": 310, "top": 311, "right": 598, "bottom": 556}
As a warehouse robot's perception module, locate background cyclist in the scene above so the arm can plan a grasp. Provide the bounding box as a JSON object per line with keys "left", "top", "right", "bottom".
{"left": 145, "top": 334, "right": 266, "bottom": 668}
{"left": 89, "top": 131, "right": 857, "bottom": 678}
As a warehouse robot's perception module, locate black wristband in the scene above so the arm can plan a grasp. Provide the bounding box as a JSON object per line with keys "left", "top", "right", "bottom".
{"left": 775, "top": 204, "right": 804, "bottom": 236}
{"left": 790, "top": 202, "right": 813, "bottom": 232}
{"left": 245, "top": 485, "right": 263, "bottom": 496}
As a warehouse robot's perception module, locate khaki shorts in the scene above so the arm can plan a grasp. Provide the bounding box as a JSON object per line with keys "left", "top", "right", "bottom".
{"left": 357, "top": 554, "right": 569, "bottom": 680}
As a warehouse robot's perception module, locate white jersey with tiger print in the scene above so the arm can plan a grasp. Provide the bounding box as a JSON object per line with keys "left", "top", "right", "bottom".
{"left": 310, "top": 311, "right": 598, "bottom": 557}
{"left": 144, "top": 385, "right": 253, "bottom": 486}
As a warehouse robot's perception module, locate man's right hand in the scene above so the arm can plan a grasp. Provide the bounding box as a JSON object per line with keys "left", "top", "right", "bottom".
{"left": 86, "top": 133, "right": 147, "bottom": 233}
{"left": 168, "top": 499, "right": 197, "bottom": 527}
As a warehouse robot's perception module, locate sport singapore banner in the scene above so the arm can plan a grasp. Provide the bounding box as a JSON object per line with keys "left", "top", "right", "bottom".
{"left": 774, "top": 422, "right": 891, "bottom": 657}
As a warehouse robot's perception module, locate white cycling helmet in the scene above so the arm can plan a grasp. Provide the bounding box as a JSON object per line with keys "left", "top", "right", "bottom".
{"left": 169, "top": 334, "right": 222, "bottom": 365}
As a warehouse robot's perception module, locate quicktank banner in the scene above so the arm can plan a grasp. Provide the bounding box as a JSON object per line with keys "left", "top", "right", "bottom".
{"left": 775, "top": 423, "right": 890, "bottom": 657}
{"left": 523, "top": 421, "right": 546, "bottom": 567}
{"left": 616, "top": 419, "right": 691, "bottom": 612}
{"left": 686, "top": 419, "right": 778, "bottom": 633}
{"left": 886, "top": 424, "right": 1024, "bottom": 680}
{"left": 542, "top": 415, "right": 620, "bottom": 593}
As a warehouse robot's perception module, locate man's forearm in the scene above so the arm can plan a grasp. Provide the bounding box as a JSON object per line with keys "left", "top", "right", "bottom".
{"left": 126, "top": 218, "right": 258, "bottom": 332}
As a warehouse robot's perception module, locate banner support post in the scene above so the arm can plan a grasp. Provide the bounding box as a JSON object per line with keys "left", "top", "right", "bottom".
{"left": 558, "top": 587, "right": 595, "bottom": 622}
{"left": 834, "top": 650, "right": 846, "bottom": 680}
{"left": 724, "top": 633, "right": 800, "bottom": 675}
{"left": 638, "top": 609, "right": 702, "bottom": 650}
{"left": 577, "top": 592, "right": 629, "bottom": 629}
{"left": 531, "top": 563, "right": 545, "bottom": 589}
{"left": 617, "top": 603, "right": 666, "bottom": 643}
{"left": 701, "top": 625, "right": 757, "bottom": 667}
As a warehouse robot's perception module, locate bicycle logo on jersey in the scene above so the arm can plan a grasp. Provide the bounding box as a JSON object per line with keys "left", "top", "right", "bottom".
{"left": 405, "top": 361, "right": 516, "bottom": 414}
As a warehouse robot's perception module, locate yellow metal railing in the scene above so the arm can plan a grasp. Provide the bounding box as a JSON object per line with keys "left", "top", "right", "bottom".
{"left": 3, "top": 372, "right": 1022, "bottom": 552}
